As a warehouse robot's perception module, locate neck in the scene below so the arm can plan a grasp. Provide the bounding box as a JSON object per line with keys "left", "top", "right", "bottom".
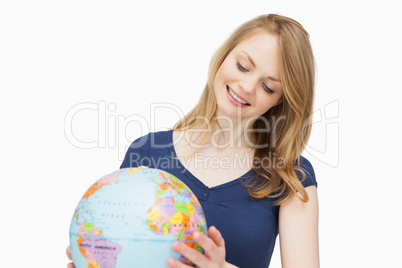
{"left": 199, "top": 110, "right": 258, "bottom": 152}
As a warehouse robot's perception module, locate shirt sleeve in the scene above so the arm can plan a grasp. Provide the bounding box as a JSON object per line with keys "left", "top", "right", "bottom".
{"left": 119, "top": 133, "right": 150, "bottom": 169}
{"left": 297, "top": 156, "right": 318, "bottom": 188}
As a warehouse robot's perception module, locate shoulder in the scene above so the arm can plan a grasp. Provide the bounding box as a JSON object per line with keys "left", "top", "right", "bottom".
{"left": 298, "top": 155, "right": 314, "bottom": 175}
{"left": 296, "top": 156, "right": 317, "bottom": 188}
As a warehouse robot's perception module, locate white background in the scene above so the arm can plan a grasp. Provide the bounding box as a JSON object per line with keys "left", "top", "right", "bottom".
{"left": 1, "top": 0, "right": 401, "bottom": 267}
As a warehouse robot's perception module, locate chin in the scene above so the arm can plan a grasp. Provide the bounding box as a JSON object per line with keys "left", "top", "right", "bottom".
{"left": 216, "top": 105, "right": 248, "bottom": 119}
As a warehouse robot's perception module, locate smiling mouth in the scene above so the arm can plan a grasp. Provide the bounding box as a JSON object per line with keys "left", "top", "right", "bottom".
{"left": 226, "top": 85, "right": 251, "bottom": 106}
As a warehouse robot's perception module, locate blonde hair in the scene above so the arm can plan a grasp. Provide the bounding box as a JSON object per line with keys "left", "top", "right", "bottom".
{"left": 170, "top": 14, "right": 315, "bottom": 205}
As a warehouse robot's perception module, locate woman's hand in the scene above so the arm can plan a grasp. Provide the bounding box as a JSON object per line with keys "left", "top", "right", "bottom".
{"left": 167, "top": 226, "right": 237, "bottom": 268}
{"left": 66, "top": 246, "right": 75, "bottom": 268}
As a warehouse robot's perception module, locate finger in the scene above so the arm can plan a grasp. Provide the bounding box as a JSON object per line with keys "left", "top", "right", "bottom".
{"left": 66, "top": 246, "right": 72, "bottom": 260}
{"left": 171, "top": 241, "right": 206, "bottom": 267}
{"left": 208, "top": 226, "right": 225, "bottom": 248}
{"left": 193, "top": 231, "right": 216, "bottom": 255}
{"left": 196, "top": 227, "right": 226, "bottom": 263}
{"left": 167, "top": 257, "right": 192, "bottom": 268}
{"left": 67, "top": 263, "right": 75, "bottom": 268}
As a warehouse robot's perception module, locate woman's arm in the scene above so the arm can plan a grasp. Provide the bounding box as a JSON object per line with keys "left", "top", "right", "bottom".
{"left": 278, "top": 185, "right": 319, "bottom": 268}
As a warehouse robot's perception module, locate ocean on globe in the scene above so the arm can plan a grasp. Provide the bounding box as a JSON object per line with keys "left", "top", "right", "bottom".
{"left": 69, "top": 167, "right": 208, "bottom": 268}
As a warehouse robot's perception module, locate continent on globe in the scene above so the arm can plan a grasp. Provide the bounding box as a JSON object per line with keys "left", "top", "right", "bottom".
{"left": 77, "top": 236, "right": 122, "bottom": 268}
{"left": 82, "top": 171, "right": 121, "bottom": 201}
{"left": 78, "top": 221, "right": 103, "bottom": 236}
{"left": 146, "top": 171, "right": 206, "bottom": 264}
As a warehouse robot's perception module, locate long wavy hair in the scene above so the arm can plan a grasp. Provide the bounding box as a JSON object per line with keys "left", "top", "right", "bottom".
{"left": 170, "top": 14, "right": 315, "bottom": 205}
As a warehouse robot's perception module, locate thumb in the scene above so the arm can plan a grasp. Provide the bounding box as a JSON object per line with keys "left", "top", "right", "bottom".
{"left": 66, "top": 246, "right": 72, "bottom": 260}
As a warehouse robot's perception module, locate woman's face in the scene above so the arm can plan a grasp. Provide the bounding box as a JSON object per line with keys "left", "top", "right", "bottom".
{"left": 213, "top": 31, "right": 283, "bottom": 121}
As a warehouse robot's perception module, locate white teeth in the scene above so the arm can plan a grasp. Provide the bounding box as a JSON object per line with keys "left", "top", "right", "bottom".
{"left": 228, "top": 88, "right": 249, "bottom": 105}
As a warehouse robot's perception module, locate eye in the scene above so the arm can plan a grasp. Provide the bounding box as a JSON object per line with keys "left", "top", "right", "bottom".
{"left": 236, "top": 62, "right": 248, "bottom": 72}
{"left": 262, "top": 83, "right": 274, "bottom": 94}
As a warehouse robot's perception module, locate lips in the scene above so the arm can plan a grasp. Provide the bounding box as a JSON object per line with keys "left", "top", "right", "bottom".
{"left": 226, "top": 85, "right": 251, "bottom": 105}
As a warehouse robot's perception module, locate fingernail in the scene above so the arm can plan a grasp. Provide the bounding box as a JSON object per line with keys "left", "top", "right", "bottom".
{"left": 194, "top": 231, "right": 200, "bottom": 239}
{"left": 171, "top": 241, "right": 179, "bottom": 249}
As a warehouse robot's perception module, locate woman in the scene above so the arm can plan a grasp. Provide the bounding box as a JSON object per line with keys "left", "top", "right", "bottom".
{"left": 67, "top": 13, "right": 319, "bottom": 268}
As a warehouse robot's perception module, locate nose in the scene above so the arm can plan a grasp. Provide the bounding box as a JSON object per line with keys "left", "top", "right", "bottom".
{"left": 238, "top": 76, "right": 258, "bottom": 95}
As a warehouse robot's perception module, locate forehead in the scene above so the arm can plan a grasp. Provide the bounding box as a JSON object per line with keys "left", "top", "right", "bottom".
{"left": 235, "top": 31, "right": 279, "bottom": 54}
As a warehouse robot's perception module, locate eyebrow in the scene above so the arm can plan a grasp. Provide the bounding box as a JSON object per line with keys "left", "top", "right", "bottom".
{"left": 241, "top": 50, "right": 281, "bottom": 83}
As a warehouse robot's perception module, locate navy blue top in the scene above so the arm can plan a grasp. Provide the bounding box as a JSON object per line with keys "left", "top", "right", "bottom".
{"left": 120, "top": 129, "right": 317, "bottom": 268}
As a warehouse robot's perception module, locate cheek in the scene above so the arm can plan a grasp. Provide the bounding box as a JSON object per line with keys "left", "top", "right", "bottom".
{"left": 216, "top": 61, "right": 236, "bottom": 84}
{"left": 255, "top": 92, "right": 280, "bottom": 111}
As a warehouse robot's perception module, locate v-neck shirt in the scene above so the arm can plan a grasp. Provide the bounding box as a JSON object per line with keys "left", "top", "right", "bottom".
{"left": 120, "top": 129, "right": 317, "bottom": 268}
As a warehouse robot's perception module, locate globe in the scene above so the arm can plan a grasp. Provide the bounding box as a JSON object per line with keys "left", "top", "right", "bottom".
{"left": 69, "top": 167, "right": 208, "bottom": 268}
